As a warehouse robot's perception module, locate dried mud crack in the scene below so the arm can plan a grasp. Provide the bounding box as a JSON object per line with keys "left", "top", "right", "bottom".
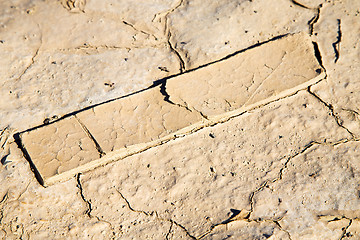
{"left": 197, "top": 209, "right": 292, "bottom": 240}
{"left": 163, "top": 0, "right": 187, "bottom": 73}
{"left": 115, "top": 188, "right": 196, "bottom": 239}
{"left": 76, "top": 173, "right": 115, "bottom": 237}
{"left": 290, "top": 0, "right": 311, "bottom": 9}
{"left": 159, "top": 81, "right": 209, "bottom": 120}
{"left": 152, "top": 0, "right": 186, "bottom": 72}
{"left": 115, "top": 188, "right": 151, "bottom": 216}
{"left": 120, "top": 131, "right": 357, "bottom": 239}
{"left": 167, "top": 30, "right": 186, "bottom": 73}
{"left": 332, "top": 19, "right": 342, "bottom": 63}
{"left": 339, "top": 218, "right": 353, "bottom": 240}
{"left": 308, "top": 86, "right": 356, "bottom": 138}
{"left": 74, "top": 116, "right": 106, "bottom": 157}
{"left": 14, "top": 23, "right": 42, "bottom": 82}
{"left": 2, "top": 0, "right": 360, "bottom": 239}
{"left": 76, "top": 173, "right": 92, "bottom": 218}
{"left": 308, "top": 4, "right": 322, "bottom": 35}
{"left": 244, "top": 135, "right": 360, "bottom": 231}
{"left": 15, "top": 32, "right": 327, "bottom": 187}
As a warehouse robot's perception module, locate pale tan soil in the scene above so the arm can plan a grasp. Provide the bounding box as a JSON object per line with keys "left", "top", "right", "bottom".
{"left": 0, "top": 0, "right": 360, "bottom": 239}
{"left": 19, "top": 32, "right": 324, "bottom": 186}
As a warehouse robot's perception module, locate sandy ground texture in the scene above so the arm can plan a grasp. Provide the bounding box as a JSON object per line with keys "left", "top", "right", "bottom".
{"left": 0, "top": 0, "right": 360, "bottom": 239}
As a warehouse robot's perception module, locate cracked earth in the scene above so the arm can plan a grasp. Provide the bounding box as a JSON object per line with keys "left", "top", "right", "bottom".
{"left": 1, "top": 0, "right": 360, "bottom": 239}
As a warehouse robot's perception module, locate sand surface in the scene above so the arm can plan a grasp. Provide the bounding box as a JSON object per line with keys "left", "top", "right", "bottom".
{"left": 1, "top": 0, "right": 360, "bottom": 239}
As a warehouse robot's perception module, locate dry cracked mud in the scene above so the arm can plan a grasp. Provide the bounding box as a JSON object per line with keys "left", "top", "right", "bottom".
{"left": 0, "top": 0, "right": 359, "bottom": 239}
